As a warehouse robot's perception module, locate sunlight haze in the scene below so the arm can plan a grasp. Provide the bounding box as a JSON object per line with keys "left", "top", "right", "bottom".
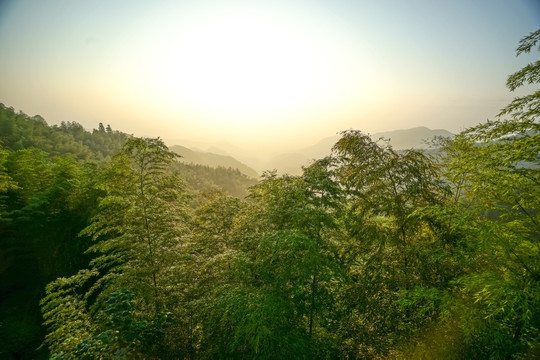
{"left": 0, "top": 0, "right": 539, "bottom": 154}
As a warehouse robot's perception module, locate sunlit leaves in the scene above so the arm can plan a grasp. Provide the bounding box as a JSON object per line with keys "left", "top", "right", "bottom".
{"left": 41, "top": 137, "right": 190, "bottom": 357}
{"left": 431, "top": 28, "right": 540, "bottom": 359}
{"left": 35, "top": 28, "right": 540, "bottom": 360}
{"left": 500, "top": 28, "right": 540, "bottom": 121}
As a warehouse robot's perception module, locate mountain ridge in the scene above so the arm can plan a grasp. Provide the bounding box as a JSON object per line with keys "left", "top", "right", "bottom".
{"left": 169, "top": 145, "right": 259, "bottom": 179}
{"left": 263, "top": 127, "right": 454, "bottom": 175}
{"left": 168, "top": 127, "right": 454, "bottom": 177}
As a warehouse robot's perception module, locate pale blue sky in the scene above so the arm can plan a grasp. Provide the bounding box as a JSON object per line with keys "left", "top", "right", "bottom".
{"left": 0, "top": 0, "right": 538, "bottom": 152}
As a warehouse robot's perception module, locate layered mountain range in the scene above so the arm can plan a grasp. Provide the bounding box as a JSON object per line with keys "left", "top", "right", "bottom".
{"left": 168, "top": 127, "right": 454, "bottom": 177}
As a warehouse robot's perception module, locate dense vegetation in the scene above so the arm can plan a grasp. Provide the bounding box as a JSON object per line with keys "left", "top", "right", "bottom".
{"left": 0, "top": 106, "right": 256, "bottom": 359}
{"left": 1, "top": 30, "right": 539, "bottom": 359}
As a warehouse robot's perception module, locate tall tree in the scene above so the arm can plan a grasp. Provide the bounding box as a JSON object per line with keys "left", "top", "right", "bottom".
{"left": 434, "top": 29, "right": 540, "bottom": 360}
{"left": 331, "top": 130, "right": 452, "bottom": 358}
{"left": 41, "top": 137, "right": 191, "bottom": 358}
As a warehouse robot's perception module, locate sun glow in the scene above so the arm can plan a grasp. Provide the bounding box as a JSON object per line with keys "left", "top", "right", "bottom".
{"left": 116, "top": 6, "right": 382, "bottom": 135}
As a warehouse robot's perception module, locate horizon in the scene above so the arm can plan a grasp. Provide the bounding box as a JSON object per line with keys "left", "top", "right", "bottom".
{"left": 0, "top": 99, "right": 454, "bottom": 161}
{"left": 1, "top": 0, "right": 539, "bottom": 154}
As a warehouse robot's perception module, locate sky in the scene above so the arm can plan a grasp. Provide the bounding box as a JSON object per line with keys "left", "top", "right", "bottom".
{"left": 0, "top": 0, "right": 539, "bottom": 154}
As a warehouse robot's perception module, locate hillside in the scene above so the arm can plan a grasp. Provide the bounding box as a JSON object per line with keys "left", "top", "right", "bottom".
{"left": 0, "top": 104, "right": 260, "bottom": 359}
{"left": 0, "top": 104, "right": 256, "bottom": 197}
{"left": 169, "top": 144, "right": 259, "bottom": 179}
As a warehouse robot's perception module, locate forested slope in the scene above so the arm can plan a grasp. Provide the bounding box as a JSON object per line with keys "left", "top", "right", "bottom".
{"left": 170, "top": 144, "right": 259, "bottom": 179}
{"left": 0, "top": 107, "right": 256, "bottom": 359}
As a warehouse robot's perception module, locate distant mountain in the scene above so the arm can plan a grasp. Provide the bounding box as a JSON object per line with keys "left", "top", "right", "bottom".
{"left": 372, "top": 127, "right": 454, "bottom": 149}
{"left": 169, "top": 145, "right": 259, "bottom": 179}
{"left": 298, "top": 136, "right": 338, "bottom": 159}
{"left": 168, "top": 127, "right": 453, "bottom": 176}
{"left": 264, "top": 153, "right": 311, "bottom": 176}
{"left": 266, "top": 127, "right": 454, "bottom": 175}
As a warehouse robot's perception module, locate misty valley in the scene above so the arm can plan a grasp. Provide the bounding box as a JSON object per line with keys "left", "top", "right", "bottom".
{"left": 0, "top": 30, "right": 539, "bottom": 360}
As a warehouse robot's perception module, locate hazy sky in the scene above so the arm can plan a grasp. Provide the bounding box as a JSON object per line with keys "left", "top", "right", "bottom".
{"left": 0, "top": 0, "right": 539, "bottom": 152}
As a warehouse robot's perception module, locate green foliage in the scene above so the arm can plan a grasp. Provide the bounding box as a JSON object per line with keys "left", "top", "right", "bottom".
{"left": 40, "top": 270, "right": 97, "bottom": 357}
{"left": 0, "top": 107, "right": 257, "bottom": 358}
{"left": 82, "top": 138, "right": 189, "bottom": 305}
{"left": 0, "top": 104, "right": 128, "bottom": 161}
{"left": 329, "top": 131, "right": 455, "bottom": 358}
{"left": 0, "top": 145, "right": 100, "bottom": 359}
{"left": 0, "top": 145, "right": 16, "bottom": 194}
{"left": 427, "top": 28, "right": 540, "bottom": 359}
{"left": 40, "top": 137, "right": 192, "bottom": 358}
{"left": 175, "top": 162, "right": 258, "bottom": 198}
{"left": 199, "top": 284, "right": 311, "bottom": 359}
{"left": 8, "top": 28, "right": 540, "bottom": 360}
{"left": 434, "top": 129, "right": 540, "bottom": 358}
{"left": 500, "top": 29, "right": 540, "bottom": 121}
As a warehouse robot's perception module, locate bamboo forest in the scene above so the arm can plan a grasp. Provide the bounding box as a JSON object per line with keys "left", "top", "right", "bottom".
{"left": 0, "top": 29, "right": 539, "bottom": 360}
